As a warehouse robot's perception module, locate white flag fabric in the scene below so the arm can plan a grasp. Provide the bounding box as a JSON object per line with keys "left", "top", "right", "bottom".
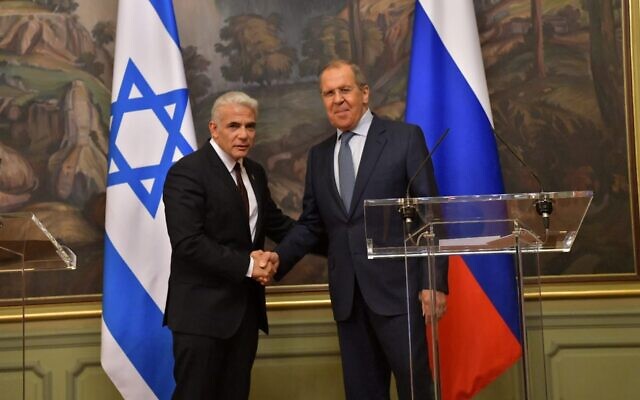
{"left": 101, "top": 0, "right": 196, "bottom": 398}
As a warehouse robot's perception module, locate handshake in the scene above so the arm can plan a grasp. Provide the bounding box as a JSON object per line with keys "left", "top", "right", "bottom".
{"left": 250, "top": 250, "right": 280, "bottom": 286}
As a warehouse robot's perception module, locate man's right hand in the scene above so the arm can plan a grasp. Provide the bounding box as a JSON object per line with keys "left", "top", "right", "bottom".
{"left": 250, "top": 250, "right": 279, "bottom": 285}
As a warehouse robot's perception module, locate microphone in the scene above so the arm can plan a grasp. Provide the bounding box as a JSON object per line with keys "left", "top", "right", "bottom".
{"left": 401, "top": 127, "right": 450, "bottom": 240}
{"left": 405, "top": 128, "right": 450, "bottom": 199}
{"left": 492, "top": 130, "right": 553, "bottom": 230}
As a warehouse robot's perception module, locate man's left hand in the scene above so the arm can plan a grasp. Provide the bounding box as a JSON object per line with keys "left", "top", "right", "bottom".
{"left": 419, "top": 289, "right": 447, "bottom": 324}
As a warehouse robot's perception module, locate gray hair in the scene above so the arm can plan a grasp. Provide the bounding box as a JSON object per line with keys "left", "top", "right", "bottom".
{"left": 318, "top": 59, "right": 368, "bottom": 89}
{"left": 210, "top": 91, "right": 258, "bottom": 123}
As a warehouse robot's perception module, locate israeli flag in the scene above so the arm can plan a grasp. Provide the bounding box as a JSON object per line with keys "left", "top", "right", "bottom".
{"left": 101, "top": 0, "right": 196, "bottom": 398}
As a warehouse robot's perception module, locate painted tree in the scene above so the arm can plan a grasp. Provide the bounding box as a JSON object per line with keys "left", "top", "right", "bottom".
{"left": 531, "top": 0, "right": 545, "bottom": 78}
{"left": 76, "top": 52, "right": 104, "bottom": 78}
{"left": 582, "top": 0, "right": 624, "bottom": 134}
{"left": 299, "top": 15, "right": 383, "bottom": 77}
{"left": 347, "top": 0, "right": 363, "bottom": 66}
{"left": 181, "top": 45, "right": 212, "bottom": 106}
{"left": 92, "top": 21, "right": 115, "bottom": 47}
{"left": 215, "top": 13, "right": 296, "bottom": 86}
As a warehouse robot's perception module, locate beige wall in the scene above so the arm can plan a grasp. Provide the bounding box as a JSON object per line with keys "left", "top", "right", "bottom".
{"left": 1, "top": 283, "right": 640, "bottom": 400}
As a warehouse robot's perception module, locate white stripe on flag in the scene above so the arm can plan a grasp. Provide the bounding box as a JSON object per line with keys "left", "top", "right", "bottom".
{"left": 101, "top": 319, "right": 157, "bottom": 399}
{"left": 419, "top": 0, "right": 493, "bottom": 124}
{"left": 105, "top": 186, "right": 172, "bottom": 309}
{"left": 112, "top": 0, "right": 189, "bottom": 96}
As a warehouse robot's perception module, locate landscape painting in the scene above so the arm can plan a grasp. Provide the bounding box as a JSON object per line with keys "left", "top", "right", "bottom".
{"left": 0, "top": 0, "right": 635, "bottom": 300}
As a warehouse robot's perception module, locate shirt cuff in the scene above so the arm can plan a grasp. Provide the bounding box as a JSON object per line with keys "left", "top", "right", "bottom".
{"left": 246, "top": 256, "right": 254, "bottom": 278}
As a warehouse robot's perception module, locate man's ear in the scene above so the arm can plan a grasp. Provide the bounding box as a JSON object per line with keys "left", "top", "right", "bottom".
{"left": 361, "top": 84, "right": 370, "bottom": 104}
{"left": 208, "top": 121, "right": 218, "bottom": 140}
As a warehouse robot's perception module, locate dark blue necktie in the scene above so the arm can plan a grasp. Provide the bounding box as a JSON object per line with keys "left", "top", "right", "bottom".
{"left": 338, "top": 131, "right": 356, "bottom": 211}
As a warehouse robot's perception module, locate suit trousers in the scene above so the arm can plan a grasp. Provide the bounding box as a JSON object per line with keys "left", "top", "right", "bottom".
{"left": 336, "top": 282, "right": 433, "bottom": 400}
{"left": 171, "top": 288, "right": 259, "bottom": 400}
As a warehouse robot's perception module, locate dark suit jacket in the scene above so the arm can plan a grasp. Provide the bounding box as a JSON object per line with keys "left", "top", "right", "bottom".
{"left": 163, "top": 143, "right": 293, "bottom": 338}
{"left": 276, "top": 116, "right": 448, "bottom": 321}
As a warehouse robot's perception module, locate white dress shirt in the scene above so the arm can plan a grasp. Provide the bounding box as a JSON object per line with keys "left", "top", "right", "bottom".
{"left": 210, "top": 139, "right": 258, "bottom": 276}
{"left": 333, "top": 109, "right": 373, "bottom": 194}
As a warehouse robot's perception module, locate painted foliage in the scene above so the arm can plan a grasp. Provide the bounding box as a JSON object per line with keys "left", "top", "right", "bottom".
{"left": 0, "top": 0, "right": 633, "bottom": 299}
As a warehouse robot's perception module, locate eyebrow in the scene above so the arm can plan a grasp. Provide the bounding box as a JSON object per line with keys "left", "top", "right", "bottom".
{"left": 226, "top": 121, "right": 256, "bottom": 128}
{"left": 322, "top": 86, "right": 353, "bottom": 95}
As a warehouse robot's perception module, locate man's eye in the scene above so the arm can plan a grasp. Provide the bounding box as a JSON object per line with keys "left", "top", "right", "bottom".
{"left": 339, "top": 87, "right": 352, "bottom": 94}
{"left": 323, "top": 90, "right": 335, "bottom": 98}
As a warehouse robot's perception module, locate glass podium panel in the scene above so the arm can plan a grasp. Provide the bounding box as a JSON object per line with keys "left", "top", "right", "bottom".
{"left": 365, "top": 191, "right": 592, "bottom": 258}
{"left": 364, "top": 191, "right": 592, "bottom": 400}
{"left": 0, "top": 212, "right": 76, "bottom": 272}
{"left": 0, "top": 212, "right": 76, "bottom": 400}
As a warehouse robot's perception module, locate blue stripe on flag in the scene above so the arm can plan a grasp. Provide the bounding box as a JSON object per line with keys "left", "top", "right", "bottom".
{"left": 148, "top": 0, "right": 181, "bottom": 48}
{"left": 405, "top": 4, "right": 520, "bottom": 339}
{"left": 406, "top": 7, "right": 503, "bottom": 197}
{"left": 103, "top": 234, "right": 175, "bottom": 399}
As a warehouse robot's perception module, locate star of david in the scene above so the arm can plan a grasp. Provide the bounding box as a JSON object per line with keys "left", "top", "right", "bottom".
{"left": 108, "top": 59, "right": 193, "bottom": 217}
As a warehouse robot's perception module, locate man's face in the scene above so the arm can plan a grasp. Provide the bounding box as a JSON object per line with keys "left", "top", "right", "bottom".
{"left": 320, "top": 65, "right": 369, "bottom": 131}
{"left": 209, "top": 104, "right": 256, "bottom": 161}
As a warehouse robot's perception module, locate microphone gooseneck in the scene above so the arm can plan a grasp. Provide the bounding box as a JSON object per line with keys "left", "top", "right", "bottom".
{"left": 492, "top": 130, "right": 553, "bottom": 230}
{"left": 403, "top": 128, "right": 450, "bottom": 242}
{"left": 405, "top": 128, "right": 451, "bottom": 199}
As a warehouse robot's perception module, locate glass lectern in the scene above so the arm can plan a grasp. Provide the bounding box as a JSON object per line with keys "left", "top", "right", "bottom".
{"left": 364, "top": 191, "right": 592, "bottom": 400}
{"left": 0, "top": 212, "right": 76, "bottom": 400}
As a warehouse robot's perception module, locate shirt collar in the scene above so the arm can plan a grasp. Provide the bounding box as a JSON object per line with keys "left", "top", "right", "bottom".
{"left": 337, "top": 108, "right": 372, "bottom": 139}
{"left": 210, "top": 138, "right": 241, "bottom": 173}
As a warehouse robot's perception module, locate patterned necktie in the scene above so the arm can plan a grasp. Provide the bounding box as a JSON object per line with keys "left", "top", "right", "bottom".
{"left": 233, "top": 162, "right": 249, "bottom": 217}
{"left": 338, "top": 131, "right": 356, "bottom": 211}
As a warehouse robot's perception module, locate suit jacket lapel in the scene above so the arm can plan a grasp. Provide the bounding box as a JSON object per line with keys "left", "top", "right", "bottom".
{"left": 204, "top": 145, "right": 252, "bottom": 238}
{"left": 244, "top": 160, "right": 264, "bottom": 245}
{"left": 349, "top": 117, "right": 387, "bottom": 217}
{"left": 311, "top": 134, "right": 345, "bottom": 216}
{"left": 205, "top": 144, "right": 238, "bottom": 196}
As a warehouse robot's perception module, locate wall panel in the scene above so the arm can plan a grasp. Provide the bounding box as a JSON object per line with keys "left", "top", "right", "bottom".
{"left": 1, "top": 289, "right": 639, "bottom": 400}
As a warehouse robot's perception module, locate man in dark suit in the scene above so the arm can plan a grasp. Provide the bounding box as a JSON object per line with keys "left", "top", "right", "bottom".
{"left": 275, "top": 60, "right": 448, "bottom": 400}
{"left": 163, "top": 91, "right": 293, "bottom": 399}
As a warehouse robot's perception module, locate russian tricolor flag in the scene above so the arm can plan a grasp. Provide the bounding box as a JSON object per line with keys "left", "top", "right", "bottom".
{"left": 405, "top": 1, "right": 522, "bottom": 399}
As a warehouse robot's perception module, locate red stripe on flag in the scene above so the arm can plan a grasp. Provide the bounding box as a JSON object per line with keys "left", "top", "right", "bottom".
{"left": 428, "top": 256, "right": 521, "bottom": 400}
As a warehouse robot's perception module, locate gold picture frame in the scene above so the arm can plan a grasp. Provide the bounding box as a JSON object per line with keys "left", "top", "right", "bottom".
{"left": 1, "top": 0, "right": 639, "bottom": 307}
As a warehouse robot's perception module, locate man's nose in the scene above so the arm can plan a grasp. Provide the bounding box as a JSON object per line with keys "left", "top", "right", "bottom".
{"left": 332, "top": 91, "right": 345, "bottom": 103}
{"left": 237, "top": 126, "right": 249, "bottom": 138}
